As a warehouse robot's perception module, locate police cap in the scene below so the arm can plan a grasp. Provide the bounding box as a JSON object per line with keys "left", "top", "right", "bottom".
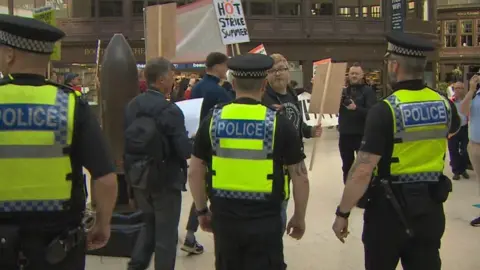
{"left": 227, "top": 53, "right": 274, "bottom": 79}
{"left": 0, "top": 14, "right": 65, "bottom": 54}
{"left": 385, "top": 32, "right": 435, "bottom": 58}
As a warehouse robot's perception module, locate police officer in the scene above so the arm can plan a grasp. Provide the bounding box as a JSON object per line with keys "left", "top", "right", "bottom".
{"left": 332, "top": 32, "right": 461, "bottom": 270}
{"left": 0, "top": 15, "right": 117, "bottom": 269}
{"left": 188, "top": 53, "right": 310, "bottom": 270}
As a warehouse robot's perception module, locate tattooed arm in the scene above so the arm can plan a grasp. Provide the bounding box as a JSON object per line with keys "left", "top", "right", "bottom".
{"left": 338, "top": 151, "right": 380, "bottom": 213}
{"left": 188, "top": 156, "right": 208, "bottom": 210}
{"left": 287, "top": 160, "right": 310, "bottom": 220}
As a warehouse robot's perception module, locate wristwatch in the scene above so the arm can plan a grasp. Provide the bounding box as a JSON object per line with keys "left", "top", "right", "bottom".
{"left": 335, "top": 206, "right": 350, "bottom": 219}
{"left": 196, "top": 207, "right": 209, "bottom": 216}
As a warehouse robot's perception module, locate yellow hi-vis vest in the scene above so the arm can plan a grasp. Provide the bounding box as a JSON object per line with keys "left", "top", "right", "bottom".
{"left": 209, "top": 103, "right": 288, "bottom": 201}
{"left": 383, "top": 87, "right": 451, "bottom": 184}
{"left": 0, "top": 76, "right": 78, "bottom": 212}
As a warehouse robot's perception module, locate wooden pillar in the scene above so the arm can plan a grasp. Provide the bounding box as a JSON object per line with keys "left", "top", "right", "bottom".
{"left": 123, "top": 0, "right": 132, "bottom": 36}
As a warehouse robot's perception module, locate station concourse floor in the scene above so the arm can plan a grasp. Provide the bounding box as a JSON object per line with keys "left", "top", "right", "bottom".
{"left": 86, "top": 129, "right": 480, "bottom": 270}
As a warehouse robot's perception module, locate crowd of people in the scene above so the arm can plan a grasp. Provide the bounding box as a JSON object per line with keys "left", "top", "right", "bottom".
{"left": 2, "top": 11, "right": 479, "bottom": 270}
{"left": 124, "top": 35, "right": 479, "bottom": 270}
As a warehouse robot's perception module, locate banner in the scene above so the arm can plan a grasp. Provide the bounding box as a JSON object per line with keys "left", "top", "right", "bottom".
{"left": 249, "top": 44, "right": 267, "bottom": 55}
{"left": 213, "top": 0, "right": 250, "bottom": 45}
{"left": 33, "top": 6, "right": 61, "bottom": 60}
{"left": 175, "top": 98, "right": 204, "bottom": 138}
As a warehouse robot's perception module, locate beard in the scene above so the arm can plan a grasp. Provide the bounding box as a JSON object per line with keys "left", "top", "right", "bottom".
{"left": 270, "top": 78, "right": 288, "bottom": 91}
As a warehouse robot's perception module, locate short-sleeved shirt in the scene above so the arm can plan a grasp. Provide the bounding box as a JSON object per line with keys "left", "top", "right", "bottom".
{"left": 0, "top": 74, "right": 115, "bottom": 230}
{"left": 360, "top": 80, "right": 461, "bottom": 178}
{"left": 193, "top": 97, "right": 305, "bottom": 231}
{"left": 469, "top": 90, "right": 480, "bottom": 143}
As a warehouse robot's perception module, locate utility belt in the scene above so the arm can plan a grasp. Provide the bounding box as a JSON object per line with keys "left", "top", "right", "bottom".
{"left": 0, "top": 209, "right": 95, "bottom": 269}
{"left": 0, "top": 225, "right": 85, "bottom": 269}
{"left": 369, "top": 174, "right": 452, "bottom": 237}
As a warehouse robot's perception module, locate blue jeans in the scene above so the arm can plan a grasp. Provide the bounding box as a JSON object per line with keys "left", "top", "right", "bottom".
{"left": 281, "top": 200, "right": 288, "bottom": 234}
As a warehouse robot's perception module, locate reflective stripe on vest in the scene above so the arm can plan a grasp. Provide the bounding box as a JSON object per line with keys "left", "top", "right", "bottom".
{"left": 210, "top": 103, "right": 283, "bottom": 201}
{"left": 383, "top": 88, "right": 450, "bottom": 184}
{"left": 0, "top": 83, "right": 75, "bottom": 212}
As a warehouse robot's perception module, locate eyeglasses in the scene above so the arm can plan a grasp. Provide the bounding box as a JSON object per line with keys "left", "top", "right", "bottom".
{"left": 268, "top": 67, "right": 289, "bottom": 74}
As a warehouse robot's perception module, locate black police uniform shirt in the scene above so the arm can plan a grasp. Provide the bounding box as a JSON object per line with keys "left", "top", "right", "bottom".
{"left": 193, "top": 97, "right": 305, "bottom": 230}
{"left": 0, "top": 74, "right": 115, "bottom": 230}
{"left": 360, "top": 80, "right": 461, "bottom": 177}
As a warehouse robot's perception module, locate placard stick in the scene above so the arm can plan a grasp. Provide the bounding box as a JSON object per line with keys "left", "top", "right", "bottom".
{"left": 230, "top": 44, "right": 236, "bottom": 56}
{"left": 309, "top": 62, "right": 332, "bottom": 171}
{"left": 235, "top": 43, "right": 241, "bottom": 55}
{"left": 94, "top": 39, "right": 103, "bottom": 127}
{"left": 47, "top": 61, "right": 51, "bottom": 79}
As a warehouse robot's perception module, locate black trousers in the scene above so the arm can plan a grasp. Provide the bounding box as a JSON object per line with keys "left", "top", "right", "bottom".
{"left": 339, "top": 133, "right": 363, "bottom": 183}
{"left": 362, "top": 193, "right": 445, "bottom": 270}
{"left": 1, "top": 233, "right": 86, "bottom": 270}
{"left": 213, "top": 219, "right": 285, "bottom": 270}
{"left": 448, "top": 125, "right": 470, "bottom": 175}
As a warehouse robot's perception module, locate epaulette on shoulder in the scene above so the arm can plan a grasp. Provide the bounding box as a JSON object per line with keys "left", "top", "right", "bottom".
{"left": 265, "top": 105, "right": 279, "bottom": 113}
{"left": 0, "top": 75, "right": 13, "bottom": 86}
{"left": 426, "top": 87, "right": 448, "bottom": 99}
{"left": 45, "top": 80, "right": 78, "bottom": 95}
{"left": 214, "top": 102, "right": 233, "bottom": 110}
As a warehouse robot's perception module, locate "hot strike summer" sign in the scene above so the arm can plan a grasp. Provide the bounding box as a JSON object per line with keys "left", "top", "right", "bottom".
{"left": 213, "top": 0, "right": 250, "bottom": 45}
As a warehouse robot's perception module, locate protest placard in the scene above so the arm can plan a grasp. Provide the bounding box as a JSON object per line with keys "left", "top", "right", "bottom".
{"left": 33, "top": 6, "right": 61, "bottom": 61}
{"left": 213, "top": 0, "right": 250, "bottom": 46}
{"left": 175, "top": 98, "right": 204, "bottom": 138}
{"left": 308, "top": 60, "right": 348, "bottom": 170}
{"left": 298, "top": 92, "right": 338, "bottom": 127}
{"left": 145, "top": 3, "right": 176, "bottom": 60}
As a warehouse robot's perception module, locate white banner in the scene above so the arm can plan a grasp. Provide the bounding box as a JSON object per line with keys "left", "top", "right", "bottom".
{"left": 298, "top": 92, "right": 338, "bottom": 127}
{"left": 175, "top": 98, "right": 204, "bottom": 138}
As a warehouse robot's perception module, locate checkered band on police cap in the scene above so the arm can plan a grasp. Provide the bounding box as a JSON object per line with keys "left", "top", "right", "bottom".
{"left": 231, "top": 70, "right": 268, "bottom": 78}
{"left": 0, "top": 30, "right": 55, "bottom": 54}
{"left": 387, "top": 42, "right": 425, "bottom": 58}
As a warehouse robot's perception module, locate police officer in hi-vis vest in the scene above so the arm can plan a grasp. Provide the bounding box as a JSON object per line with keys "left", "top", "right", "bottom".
{"left": 332, "top": 32, "right": 461, "bottom": 270}
{"left": 188, "top": 53, "right": 310, "bottom": 269}
{"left": 0, "top": 15, "right": 117, "bottom": 269}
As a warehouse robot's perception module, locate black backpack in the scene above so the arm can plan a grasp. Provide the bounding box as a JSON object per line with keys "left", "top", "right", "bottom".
{"left": 124, "top": 100, "right": 171, "bottom": 189}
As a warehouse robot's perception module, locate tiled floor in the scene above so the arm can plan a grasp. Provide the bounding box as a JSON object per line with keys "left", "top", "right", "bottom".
{"left": 86, "top": 130, "right": 480, "bottom": 269}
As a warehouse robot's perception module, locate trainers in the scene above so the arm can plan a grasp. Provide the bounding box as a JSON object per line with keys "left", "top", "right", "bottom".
{"left": 470, "top": 216, "right": 480, "bottom": 227}
{"left": 181, "top": 239, "right": 204, "bottom": 255}
{"left": 462, "top": 172, "right": 470, "bottom": 179}
{"left": 452, "top": 174, "right": 460, "bottom": 180}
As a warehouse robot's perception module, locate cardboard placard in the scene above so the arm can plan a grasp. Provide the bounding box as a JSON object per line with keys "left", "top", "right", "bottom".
{"left": 145, "top": 3, "right": 177, "bottom": 60}
{"left": 309, "top": 62, "right": 348, "bottom": 115}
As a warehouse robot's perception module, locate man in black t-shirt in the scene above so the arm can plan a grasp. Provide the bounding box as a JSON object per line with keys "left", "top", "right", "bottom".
{"left": 188, "top": 54, "right": 310, "bottom": 270}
